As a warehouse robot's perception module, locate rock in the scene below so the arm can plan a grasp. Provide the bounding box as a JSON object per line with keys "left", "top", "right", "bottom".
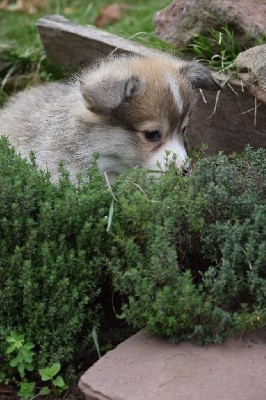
{"left": 79, "top": 328, "right": 266, "bottom": 400}
{"left": 37, "top": 16, "right": 152, "bottom": 71}
{"left": 236, "top": 44, "right": 266, "bottom": 104}
{"left": 154, "top": 0, "right": 266, "bottom": 48}
{"left": 189, "top": 77, "right": 266, "bottom": 155}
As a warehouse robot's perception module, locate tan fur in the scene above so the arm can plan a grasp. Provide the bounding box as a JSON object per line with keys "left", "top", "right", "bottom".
{"left": 0, "top": 52, "right": 221, "bottom": 182}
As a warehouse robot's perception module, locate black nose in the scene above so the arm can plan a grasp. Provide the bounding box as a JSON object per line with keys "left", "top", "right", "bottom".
{"left": 182, "top": 162, "right": 191, "bottom": 176}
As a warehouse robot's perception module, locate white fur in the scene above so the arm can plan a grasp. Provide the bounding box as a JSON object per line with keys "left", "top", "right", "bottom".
{"left": 165, "top": 72, "right": 184, "bottom": 114}
{"left": 142, "top": 137, "right": 188, "bottom": 171}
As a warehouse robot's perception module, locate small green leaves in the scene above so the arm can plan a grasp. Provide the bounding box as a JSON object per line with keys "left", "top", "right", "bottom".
{"left": 4, "top": 332, "right": 68, "bottom": 398}
{"left": 6, "top": 331, "right": 25, "bottom": 353}
{"left": 18, "top": 381, "right": 35, "bottom": 400}
{"left": 52, "top": 375, "right": 67, "bottom": 388}
{"left": 7, "top": 334, "right": 34, "bottom": 379}
{"left": 39, "top": 386, "right": 51, "bottom": 395}
{"left": 39, "top": 363, "right": 61, "bottom": 381}
{"left": 39, "top": 363, "right": 68, "bottom": 391}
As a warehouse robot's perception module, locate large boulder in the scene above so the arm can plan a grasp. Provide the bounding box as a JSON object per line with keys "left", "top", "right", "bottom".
{"left": 236, "top": 44, "right": 266, "bottom": 104}
{"left": 79, "top": 329, "right": 266, "bottom": 400}
{"left": 154, "top": 0, "right": 266, "bottom": 48}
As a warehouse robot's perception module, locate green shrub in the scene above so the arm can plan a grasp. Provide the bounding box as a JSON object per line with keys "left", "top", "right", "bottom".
{"left": 0, "top": 137, "right": 265, "bottom": 383}
{"left": 108, "top": 147, "right": 266, "bottom": 343}
{"left": 0, "top": 137, "right": 112, "bottom": 377}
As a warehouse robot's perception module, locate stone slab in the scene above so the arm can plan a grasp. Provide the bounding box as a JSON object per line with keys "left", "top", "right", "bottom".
{"left": 37, "top": 16, "right": 266, "bottom": 155}
{"left": 79, "top": 329, "right": 266, "bottom": 400}
{"left": 189, "top": 78, "right": 266, "bottom": 155}
{"left": 37, "top": 15, "right": 152, "bottom": 71}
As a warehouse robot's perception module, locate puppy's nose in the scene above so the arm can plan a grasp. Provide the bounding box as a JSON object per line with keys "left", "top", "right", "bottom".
{"left": 182, "top": 161, "right": 191, "bottom": 176}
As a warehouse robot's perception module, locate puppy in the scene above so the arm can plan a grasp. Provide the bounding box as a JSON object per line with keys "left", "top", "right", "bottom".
{"left": 0, "top": 52, "right": 221, "bottom": 182}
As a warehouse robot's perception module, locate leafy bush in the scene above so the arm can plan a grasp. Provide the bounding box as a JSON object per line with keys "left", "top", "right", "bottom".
{"left": 0, "top": 137, "right": 265, "bottom": 383}
{"left": 0, "top": 137, "right": 112, "bottom": 377}
{"left": 108, "top": 147, "right": 266, "bottom": 343}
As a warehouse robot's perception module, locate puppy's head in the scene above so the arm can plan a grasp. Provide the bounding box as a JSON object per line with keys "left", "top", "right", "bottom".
{"left": 79, "top": 53, "right": 221, "bottom": 180}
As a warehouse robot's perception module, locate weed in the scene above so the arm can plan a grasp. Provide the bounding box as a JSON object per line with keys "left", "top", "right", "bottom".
{"left": 0, "top": 331, "right": 68, "bottom": 400}
{"left": 5, "top": 331, "right": 35, "bottom": 379}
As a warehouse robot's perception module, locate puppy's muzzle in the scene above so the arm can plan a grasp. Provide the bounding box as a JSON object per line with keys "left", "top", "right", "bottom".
{"left": 182, "top": 160, "right": 191, "bottom": 176}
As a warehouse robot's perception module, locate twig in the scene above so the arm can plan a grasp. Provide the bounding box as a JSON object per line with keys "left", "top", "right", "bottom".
{"left": 109, "top": 31, "right": 151, "bottom": 55}
{"left": 133, "top": 182, "right": 161, "bottom": 203}
{"left": 227, "top": 81, "right": 239, "bottom": 96}
{"left": 238, "top": 101, "right": 262, "bottom": 118}
{"left": 199, "top": 89, "right": 207, "bottom": 103}
{"left": 207, "top": 90, "right": 221, "bottom": 119}
{"left": 103, "top": 171, "right": 118, "bottom": 201}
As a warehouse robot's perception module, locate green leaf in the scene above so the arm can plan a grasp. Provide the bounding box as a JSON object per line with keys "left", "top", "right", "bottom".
{"left": 39, "top": 369, "right": 50, "bottom": 381}
{"left": 18, "top": 381, "right": 35, "bottom": 400}
{"left": 39, "top": 363, "right": 61, "bottom": 381}
{"left": 7, "top": 331, "right": 24, "bottom": 348}
{"left": 92, "top": 325, "right": 101, "bottom": 359}
{"left": 6, "top": 344, "right": 15, "bottom": 354}
{"left": 39, "top": 386, "right": 51, "bottom": 395}
{"left": 52, "top": 375, "right": 65, "bottom": 388}
{"left": 106, "top": 199, "right": 114, "bottom": 233}
{"left": 24, "top": 342, "right": 35, "bottom": 350}
{"left": 20, "top": 348, "right": 33, "bottom": 363}
{"left": 18, "top": 363, "right": 26, "bottom": 378}
{"left": 25, "top": 364, "right": 34, "bottom": 372}
{"left": 17, "top": 351, "right": 24, "bottom": 363}
{"left": 10, "top": 357, "right": 19, "bottom": 367}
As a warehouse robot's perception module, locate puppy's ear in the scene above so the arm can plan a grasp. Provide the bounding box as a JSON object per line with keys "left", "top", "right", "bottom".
{"left": 180, "top": 62, "right": 222, "bottom": 91}
{"left": 80, "top": 76, "right": 140, "bottom": 115}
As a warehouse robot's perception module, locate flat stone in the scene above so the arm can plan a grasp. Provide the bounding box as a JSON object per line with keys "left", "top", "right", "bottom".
{"left": 236, "top": 44, "right": 266, "bottom": 104}
{"left": 154, "top": 0, "right": 266, "bottom": 48}
{"left": 188, "top": 77, "right": 266, "bottom": 156}
{"left": 79, "top": 328, "right": 266, "bottom": 400}
{"left": 37, "top": 15, "right": 152, "bottom": 71}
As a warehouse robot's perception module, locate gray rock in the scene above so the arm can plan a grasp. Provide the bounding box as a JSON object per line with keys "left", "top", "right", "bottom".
{"left": 154, "top": 0, "right": 266, "bottom": 48}
{"left": 236, "top": 44, "right": 266, "bottom": 104}
{"left": 79, "top": 329, "right": 266, "bottom": 400}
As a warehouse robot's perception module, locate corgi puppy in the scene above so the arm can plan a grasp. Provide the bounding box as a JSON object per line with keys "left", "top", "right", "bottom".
{"left": 0, "top": 52, "right": 221, "bottom": 182}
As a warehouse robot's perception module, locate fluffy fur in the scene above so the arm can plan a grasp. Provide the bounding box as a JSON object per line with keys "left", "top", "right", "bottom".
{"left": 0, "top": 52, "right": 221, "bottom": 182}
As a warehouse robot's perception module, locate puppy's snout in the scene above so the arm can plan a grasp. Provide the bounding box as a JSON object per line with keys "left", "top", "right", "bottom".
{"left": 181, "top": 160, "right": 191, "bottom": 176}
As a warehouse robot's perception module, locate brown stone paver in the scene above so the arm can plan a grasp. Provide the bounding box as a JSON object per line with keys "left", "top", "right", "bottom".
{"left": 79, "top": 328, "right": 266, "bottom": 400}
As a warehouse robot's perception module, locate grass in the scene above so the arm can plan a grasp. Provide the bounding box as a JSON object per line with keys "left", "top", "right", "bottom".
{"left": 0, "top": 0, "right": 173, "bottom": 47}
{"left": 0, "top": 0, "right": 174, "bottom": 104}
{"left": 187, "top": 24, "right": 265, "bottom": 77}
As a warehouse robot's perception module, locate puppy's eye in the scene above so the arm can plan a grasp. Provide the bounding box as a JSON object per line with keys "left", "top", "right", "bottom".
{"left": 144, "top": 131, "right": 161, "bottom": 142}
